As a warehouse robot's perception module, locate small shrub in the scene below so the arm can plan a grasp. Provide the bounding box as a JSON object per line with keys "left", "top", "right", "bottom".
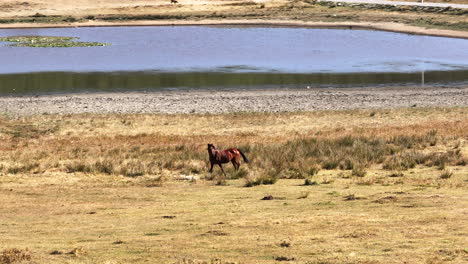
{"left": 282, "top": 168, "right": 303, "bottom": 179}
{"left": 343, "top": 194, "right": 366, "bottom": 201}
{"left": 304, "top": 179, "right": 319, "bottom": 186}
{"left": 94, "top": 159, "right": 115, "bottom": 174}
{"left": 339, "top": 159, "right": 355, "bottom": 170}
{"left": 65, "top": 161, "right": 91, "bottom": 173}
{"left": 455, "top": 158, "right": 466, "bottom": 166}
{"left": 62, "top": 17, "right": 78, "bottom": 23}
{"left": 439, "top": 170, "right": 453, "bottom": 179}
{"left": 143, "top": 176, "right": 165, "bottom": 187}
{"left": 351, "top": 166, "right": 367, "bottom": 177}
{"left": 274, "top": 256, "right": 295, "bottom": 261}
{"left": 261, "top": 195, "right": 274, "bottom": 200}
{"left": 322, "top": 159, "right": 339, "bottom": 170}
{"left": 215, "top": 176, "right": 227, "bottom": 186}
{"left": 431, "top": 154, "right": 448, "bottom": 170}
{"left": 229, "top": 167, "right": 248, "bottom": 179}
{"left": 67, "top": 247, "right": 86, "bottom": 256}
{"left": 356, "top": 178, "right": 375, "bottom": 186}
{"left": 321, "top": 177, "right": 334, "bottom": 184}
{"left": 389, "top": 171, "right": 404, "bottom": 177}
{"left": 0, "top": 248, "right": 31, "bottom": 264}
{"left": 144, "top": 233, "right": 160, "bottom": 236}
{"left": 244, "top": 171, "right": 277, "bottom": 187}
{"left": 425, "top": 129, "right": 438, "bottom": 146}
{"left": 307, "top": 164, "right": 320, "bottom": 176}
{"left": 119, "top": 160, "right": 145, "bottom": 177}
{"left": 297, "top": 191, "right": 310, "bottom": 199}
{"left": 261, "top": 176, "right": 278, "bottom": 185}
{"left": 279, "top": 241, "right": 291, "bottom": 248}
{"left": 189, "top": 167, "right": 202, "bottom": 174}
{"left": 6, "top": 162, "right": 40, "bottom": 174}
{"left": 383, "top": 153, "right": 417, "bottom": 171}
{"left": 224, "top": 1, "right": 258, "bottom": 6}
{"left": 31, "top": 13, "right": 46, "bottom": 17}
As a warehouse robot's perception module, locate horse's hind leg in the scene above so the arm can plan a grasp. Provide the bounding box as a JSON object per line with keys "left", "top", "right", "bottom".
{"left": 231, "top": 160, "right": 239, "bottom": 171}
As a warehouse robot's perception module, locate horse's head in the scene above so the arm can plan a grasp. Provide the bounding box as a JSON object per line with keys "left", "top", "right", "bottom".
{"left": 207, "top": 144, "right": 215, "bottom": 151}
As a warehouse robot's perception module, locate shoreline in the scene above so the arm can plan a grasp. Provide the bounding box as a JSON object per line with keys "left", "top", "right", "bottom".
{"left": 1, "top": 20, "right": 468, "bottom": 40}
{"left": 1, "top": 85, "right": 468, "bottom": 116}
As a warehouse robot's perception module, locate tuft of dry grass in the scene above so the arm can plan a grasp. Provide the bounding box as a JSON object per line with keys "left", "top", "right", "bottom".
{"left": 0, "top": 248, "right": 31, "bottom": 264}
{"left": 439, "top": 169, "right": 453, "bottom": 179}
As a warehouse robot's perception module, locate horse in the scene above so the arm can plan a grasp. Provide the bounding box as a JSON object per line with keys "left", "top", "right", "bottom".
{"left": 170, "top": 0, "right": 178, "bottom": 4}
{"left": 207, "top": 144, "right": 249, "bottom": 176}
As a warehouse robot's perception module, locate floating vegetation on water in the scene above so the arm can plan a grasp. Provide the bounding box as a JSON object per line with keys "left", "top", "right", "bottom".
{"left": 0, "top": 35, "right": 109, "bottom": 48}
{"left": 12, "top": 41, "right": 108, "bottom": 48}
{"left": 0, "top": 36, "right": 75, "bottom": 43}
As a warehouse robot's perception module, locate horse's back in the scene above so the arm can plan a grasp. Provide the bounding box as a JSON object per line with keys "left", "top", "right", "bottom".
{"left": 227, "top": 148, "right": 240, "bottom": 154}
{"left": 211, "top": 149, "right": 239, "bottom": 163}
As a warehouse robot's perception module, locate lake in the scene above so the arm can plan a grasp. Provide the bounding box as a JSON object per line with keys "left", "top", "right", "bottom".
{"left": 1, "top": 26, "right": 467, "bottom": 95}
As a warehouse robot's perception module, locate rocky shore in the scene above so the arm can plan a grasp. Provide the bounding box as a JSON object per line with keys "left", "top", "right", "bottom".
{"left": 1, "top": 85, "right": 467, "bottom": 116}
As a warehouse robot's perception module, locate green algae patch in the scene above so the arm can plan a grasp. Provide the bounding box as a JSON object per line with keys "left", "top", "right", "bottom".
{"left": 0, "top": 35, "right": 109, "bottom": 48}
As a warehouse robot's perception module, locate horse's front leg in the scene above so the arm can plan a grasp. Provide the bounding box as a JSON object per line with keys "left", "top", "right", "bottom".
{"left": 218, "top": 164, "right": 226, "bottom": 176}
{"left": 209, "top": 162, "right": 214, "bottom": 173}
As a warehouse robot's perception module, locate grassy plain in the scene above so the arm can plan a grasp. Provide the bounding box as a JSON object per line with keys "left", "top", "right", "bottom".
{"left": 0, "top": 108, "right": 467, "bottom": 263}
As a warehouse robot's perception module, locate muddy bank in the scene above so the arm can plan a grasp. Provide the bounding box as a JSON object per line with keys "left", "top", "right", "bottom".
{"left": 1, "top": 85, "right": 467, "bottom": 116}
{"left": 1, "top": 20, "right": 468, "bottom": 40}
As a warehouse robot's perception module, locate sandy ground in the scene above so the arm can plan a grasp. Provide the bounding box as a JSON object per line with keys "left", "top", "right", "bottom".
{"left": 0, "top": 0, "right": 468, "bottom": 39}
{"left": 1, "top": 85, "right": 467, "bottom": 116}
{"left": 1, "top": 0, "right": 466, "bottom": 19}
{"left": 2, "top": 19, "right": 468, "bottom": 40}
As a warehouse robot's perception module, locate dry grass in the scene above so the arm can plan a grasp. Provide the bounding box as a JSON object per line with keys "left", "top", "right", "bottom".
{"left": 0, "top": 248, "right": 31, "bottom": 264}
{"left": 0, "top": 107, "right": 467, "bottom": 263}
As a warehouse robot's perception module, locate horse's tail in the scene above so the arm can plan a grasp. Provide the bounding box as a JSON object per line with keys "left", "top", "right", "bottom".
{"left": 238, "top": 149, "right": 249, "bottom": 163}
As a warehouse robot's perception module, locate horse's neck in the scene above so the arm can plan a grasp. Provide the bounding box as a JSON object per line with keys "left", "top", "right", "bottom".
{"left": 209, "top": 148, "right": 217, "bottom": 157}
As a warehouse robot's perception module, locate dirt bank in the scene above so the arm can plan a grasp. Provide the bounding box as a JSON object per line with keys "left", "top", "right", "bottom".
{"left": 1, "top": 85, "right": 467, "bottom": 116}
{"left": 1, "top": 20, "right": 468, "bottom": 40}
{"left": 1, "top": 0, "right": 468, "bottom": 39}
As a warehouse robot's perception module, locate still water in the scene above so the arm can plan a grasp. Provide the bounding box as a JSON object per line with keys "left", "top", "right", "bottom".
{"left": 1, "top": 26, "right": 467, "bottom": 95}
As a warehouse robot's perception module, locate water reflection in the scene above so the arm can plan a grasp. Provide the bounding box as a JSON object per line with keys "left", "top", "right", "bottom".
{"left": 1, "top": 70, "right": 467, "bottom": 96}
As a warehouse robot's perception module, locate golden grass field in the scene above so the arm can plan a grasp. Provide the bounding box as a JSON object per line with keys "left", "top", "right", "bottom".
{"left": 0, "top": 0, "right": 467, "bottom": 263}
{"left": 0, "top": 107, "right": 467, "bottom": 263}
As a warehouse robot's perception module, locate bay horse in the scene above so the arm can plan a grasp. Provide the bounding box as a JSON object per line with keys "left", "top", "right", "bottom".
{"left": 207, "top": 144, "right": 249, "bottom": 176}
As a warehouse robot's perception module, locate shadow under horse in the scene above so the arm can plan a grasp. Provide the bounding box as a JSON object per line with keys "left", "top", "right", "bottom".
{"left": 207, "top": 144, "right": 249, "bottom": 176}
